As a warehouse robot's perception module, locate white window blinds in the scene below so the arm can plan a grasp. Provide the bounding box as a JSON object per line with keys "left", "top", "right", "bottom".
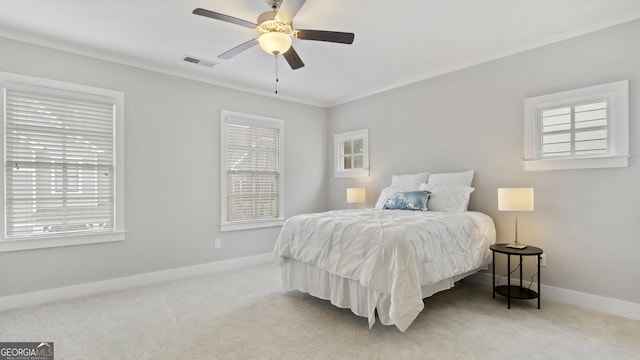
{"left": 225, "top": 120, "right": 280, "bottom": 222}
{"left": 4, "top": 84, "right": 115, "bottom": 239}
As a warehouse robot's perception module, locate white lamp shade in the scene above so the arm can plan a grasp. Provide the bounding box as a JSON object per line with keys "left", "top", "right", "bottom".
{"left": 498, "top": 188, "right": 534, "bottom": 211}
{"left": 346, "top": 188, "right": 366, "bottom": 203}
{"left": 258, "top": 32, "right": 292, "bottom": 55}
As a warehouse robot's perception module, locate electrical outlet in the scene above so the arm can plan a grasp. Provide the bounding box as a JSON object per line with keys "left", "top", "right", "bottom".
{"left": 540, "top": 254, "right": 547, "bottom": 267}
{"left": 214, "top": 238, "right": 222, "bottom": 249}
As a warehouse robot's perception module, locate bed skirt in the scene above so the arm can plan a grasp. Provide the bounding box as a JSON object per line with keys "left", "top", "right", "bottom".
{"left": 281, "top": 259, "right": 484, "bottom": 331}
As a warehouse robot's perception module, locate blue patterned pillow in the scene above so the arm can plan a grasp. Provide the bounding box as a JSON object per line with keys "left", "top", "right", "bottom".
{"left": 383, "top": 190, "right": 431, "bottom": 211}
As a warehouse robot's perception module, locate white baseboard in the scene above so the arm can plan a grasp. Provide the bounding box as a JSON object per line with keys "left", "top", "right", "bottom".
{"left": 467, "top": 272, "right": 640, "bottom": 321}
{"left": 0, "top": 252, "right": 274, "bottom": 312}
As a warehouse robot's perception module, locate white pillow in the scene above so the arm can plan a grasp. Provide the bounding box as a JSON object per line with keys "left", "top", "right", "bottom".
{"left": 419, "top": 183, "right": 475, "bottom": 212}
{"left": 390, "top": 172, "right": 430, "bottom": 187}
{"left": 375, "top": 185, "right": 420, "bottom": 209}
{"left": 427, "top": 170, "right": 474, "bottom": 186}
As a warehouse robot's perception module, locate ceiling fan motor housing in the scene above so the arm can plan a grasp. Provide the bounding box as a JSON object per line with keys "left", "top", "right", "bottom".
{"left": 257, "top": 11, "right": 292, "bottom": 34}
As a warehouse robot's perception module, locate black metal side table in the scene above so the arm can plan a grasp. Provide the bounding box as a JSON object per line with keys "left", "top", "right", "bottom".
{"left": 490, "top": 244, "right": 543, "bottom": 309}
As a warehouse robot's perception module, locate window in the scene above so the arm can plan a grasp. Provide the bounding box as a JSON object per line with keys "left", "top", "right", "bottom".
{"left": 1, "top": 72, "right": 125, "bottom": 252}
{"left": 220, "top": 110, "right": 284, "bottom": 231}
{"left": 334, "top": 129, "right": 369, "bottom": 177}
{"left": 523, "top": 80, "right": 629, "bottom": 171}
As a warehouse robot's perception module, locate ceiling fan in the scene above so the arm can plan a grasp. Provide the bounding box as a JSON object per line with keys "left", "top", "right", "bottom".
{"left": 193, "top": 0, "right": 355, "bottom": 70}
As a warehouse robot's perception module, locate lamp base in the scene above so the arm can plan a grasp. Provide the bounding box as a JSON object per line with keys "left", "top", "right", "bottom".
{"left": 506, "top": 243, "right": 528, "bottom": 249}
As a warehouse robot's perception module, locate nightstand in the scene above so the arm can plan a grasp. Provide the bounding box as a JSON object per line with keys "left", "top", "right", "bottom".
{"left": 490, "top": 244, "right": 543, "bottom": 309}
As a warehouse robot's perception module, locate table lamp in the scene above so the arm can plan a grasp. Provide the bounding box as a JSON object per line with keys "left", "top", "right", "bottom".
{"left": 498, "top": 187, "right": 534, "bottom": 249}
{"left": 346, "top": 187, "right": 366, "bottom": 209}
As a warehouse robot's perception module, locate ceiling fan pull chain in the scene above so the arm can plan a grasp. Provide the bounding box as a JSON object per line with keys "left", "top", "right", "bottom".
{"left": 274, "top": 53, "right": 279, "bottom": 94}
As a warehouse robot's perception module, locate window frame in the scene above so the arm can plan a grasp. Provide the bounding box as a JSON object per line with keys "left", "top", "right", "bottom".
{"left": 523, "top": 80, "right": 629, "bottom": 171}
{"left": 0, "top": 72, "right": 125, "bottom": 252}
{"left": 220, "top": 110, "right": 285, "bottom": 232}
{"left": 334, "top": 128, "right": 370, "bottom": 178}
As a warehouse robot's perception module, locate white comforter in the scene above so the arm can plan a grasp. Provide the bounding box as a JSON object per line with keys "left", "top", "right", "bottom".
{"left": 274, "top": 209, "right": 496, "bottom": 331}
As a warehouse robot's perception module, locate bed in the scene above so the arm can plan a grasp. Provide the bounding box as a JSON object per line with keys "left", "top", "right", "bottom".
{"left": 273, "top": 207, "right": 496, "bottom": 331}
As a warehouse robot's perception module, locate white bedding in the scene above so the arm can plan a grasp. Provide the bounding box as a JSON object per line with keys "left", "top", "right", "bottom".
{"left": 274, "top": 209, "right": 496, "bottom": 331}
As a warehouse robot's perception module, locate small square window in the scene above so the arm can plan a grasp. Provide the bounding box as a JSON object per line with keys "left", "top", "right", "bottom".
{"left": 334, "top": 129, "right": 369, "bottom": 178}
{"left": 523, "top": 80, "right": 629, "bottom": 171}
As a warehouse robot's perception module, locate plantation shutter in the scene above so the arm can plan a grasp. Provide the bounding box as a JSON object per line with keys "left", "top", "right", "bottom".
{"left": 225, "top": 120, "right": 280, "bottom": 222}
{"left": 4, "top": 84, "right": 115, "bottom": 238}
{"left": 541, "top": 101, "right": 608, "bottom": 158}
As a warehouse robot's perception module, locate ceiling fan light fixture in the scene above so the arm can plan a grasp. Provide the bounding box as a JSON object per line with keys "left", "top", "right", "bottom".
{"left": 258, "top": 31, "right": 292, "bottom": 55}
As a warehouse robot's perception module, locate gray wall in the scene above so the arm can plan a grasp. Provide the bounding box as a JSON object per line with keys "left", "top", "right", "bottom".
{"left": 0, "top": 36, "right": 328, "bottom": 296}
{"left": 327, "top": 20, "right": 640, "bottom": 304}
{"left": 2, "top": 19, "right": 639, "bottom": 306}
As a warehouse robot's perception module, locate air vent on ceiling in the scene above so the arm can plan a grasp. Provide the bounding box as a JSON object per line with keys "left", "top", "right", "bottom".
{"left": 183, "top": 55, "right": 217, "bottom": 68}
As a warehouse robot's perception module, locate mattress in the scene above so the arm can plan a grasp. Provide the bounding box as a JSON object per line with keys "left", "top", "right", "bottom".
{"left": 274, "top": 209, "right": 496, "bottom": 331}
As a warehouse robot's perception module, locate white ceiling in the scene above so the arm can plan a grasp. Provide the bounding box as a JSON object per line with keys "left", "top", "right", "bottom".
{"left": 1, "top": 0, "right": 639, "bottom": 107}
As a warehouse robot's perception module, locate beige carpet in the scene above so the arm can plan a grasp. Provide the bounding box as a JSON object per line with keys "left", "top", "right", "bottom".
{"left": 1, "top": 263, "right": 639, "bottom": 359}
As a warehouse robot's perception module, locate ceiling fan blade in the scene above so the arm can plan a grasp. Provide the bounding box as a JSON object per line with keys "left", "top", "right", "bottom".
{"left": 283, "top": 46, "right": 305, "bottom": 70}
{"left": 219, "top": 39, "right": 259, "bottom": 59}
{"left": 193, "top": 8, "right": 256, "bottom": 29}
{"left": 275, "top": 0, "right": 307, "bottom": 24}
{"left": 295, "top": 30, "right": 354, "bottom": 44}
